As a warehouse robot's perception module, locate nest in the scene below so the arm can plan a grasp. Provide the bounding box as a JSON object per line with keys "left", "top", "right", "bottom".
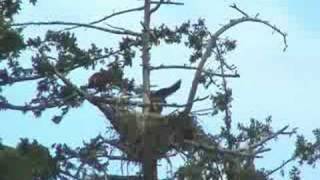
{"left": 116, "top": 110, "right": 199, "bottom": 161}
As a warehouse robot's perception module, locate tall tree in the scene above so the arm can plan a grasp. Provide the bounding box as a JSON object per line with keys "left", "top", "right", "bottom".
{"left": 1, "top": 1, "right": 317, "bottom": 180}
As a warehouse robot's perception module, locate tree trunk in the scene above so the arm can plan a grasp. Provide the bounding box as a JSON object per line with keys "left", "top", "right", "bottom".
{"left": 142, "top": 155, "right": 157, "bottom": 180}
{"left": 142, "top": 133, "right": 158, "bottom": 180}
{"left": 141, "top": 1, "right": 157, "bottom": 179}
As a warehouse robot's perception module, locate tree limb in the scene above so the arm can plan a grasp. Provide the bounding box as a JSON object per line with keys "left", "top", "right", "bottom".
{"left": 247, "top": 125, "right": 295, "bottom": 151}
{"left": 150, "top": 0, "right": 184, "bottom": 5}
{"left": 11, "top": 21, "right": 141, "bottom": 36}
{"left": 61, "top": 6, "right": 145, "bottom": 31}
{"left": 149, "top": 65, "right": 240, "bottom": 78}
{"left": 150, "top": 0, "right": 163, "bottom": 14}
{"left": 266, "top": 156, "right": 295, "bottom": 176}
{"left": 0, "top": 75, "right": 42, "bottom": 86}
{"left": 184, "top": 140, "right": 257, "bottom": 158}
{"left": 183, "top": 7, "right": 288, "bottom": 114}
{"left": 0, "top": 99, "right": 62, "bottom": 111}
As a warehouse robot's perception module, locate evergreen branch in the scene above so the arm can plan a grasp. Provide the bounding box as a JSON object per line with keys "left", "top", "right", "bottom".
{"left": 0, "top": 75, "right": 42, "bottom": 86}
{"left": 0, "top": 100, "right": 62, "bottom": 111}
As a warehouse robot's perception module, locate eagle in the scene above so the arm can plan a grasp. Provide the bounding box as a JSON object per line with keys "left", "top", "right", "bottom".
{"left": 149, "top": 80, "right": 181, "bottom": 113}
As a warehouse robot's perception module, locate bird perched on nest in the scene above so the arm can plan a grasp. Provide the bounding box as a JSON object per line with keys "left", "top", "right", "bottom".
{"left": 149, "top": 80, "right": 181, "bottom": 114}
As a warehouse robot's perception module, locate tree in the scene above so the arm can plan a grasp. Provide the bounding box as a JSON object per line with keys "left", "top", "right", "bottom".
{"left": 0, "top": 0, "right": 319, "bottom": 180}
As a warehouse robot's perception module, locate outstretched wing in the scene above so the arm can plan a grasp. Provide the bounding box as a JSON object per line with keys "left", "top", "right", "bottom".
{"left": 151, "top": 79, "right": 181, "bottom": 99}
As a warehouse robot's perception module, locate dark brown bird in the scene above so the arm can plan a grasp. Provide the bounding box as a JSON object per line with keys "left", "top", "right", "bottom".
{"left": 149, "top": 80, "right": 181, "bottom": 113}
{"left": 87, "top": 69, "right": 113, "bottom": 91}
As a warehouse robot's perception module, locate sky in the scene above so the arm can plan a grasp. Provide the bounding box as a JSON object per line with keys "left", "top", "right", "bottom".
{"left": 1, "top": 0, "right": 320, "bottom": 179}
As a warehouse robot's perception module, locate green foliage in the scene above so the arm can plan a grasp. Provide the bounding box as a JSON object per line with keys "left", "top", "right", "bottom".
{"left": 0, "top": 139, "right": 57, "bottom": 180}
{"left": 239, "top": 169, "right": 268, "bottom": 180}
{"left": 295, "top": 129, "right": 320, "bottom": 166}
{"left": 0, "top": 20, "right": 25, "bottom": 60}
{"left": 289, "top": 166, "right": 301, "bottom": 180}
{"left": 0, "top": 0, "right": 22, "bottom": 20}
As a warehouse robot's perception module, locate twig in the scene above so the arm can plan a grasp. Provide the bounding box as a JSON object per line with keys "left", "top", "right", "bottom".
{"left": 61, "top": 6, "right": 145, "bottom": 31}
{"left": 230, "top": 3, "right": 249, "bottom": 17}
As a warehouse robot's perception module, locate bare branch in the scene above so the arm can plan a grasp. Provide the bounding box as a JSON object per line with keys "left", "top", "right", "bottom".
{"left": 266, "top": 156, "right": 295, "bottom": 176}
{"left": 149, "top": 65, "right": 240, "bottom": 78}
{"left": 11, "top": 21, "right": 141, "bottom": 36}
{"left": 183, "top": 9, "right": 288, "bottom": 114}
{"left": 184, "top": 140, "right": 257, "bottom": 158}
{"left": 150, "top": 0, "right": 184, "bottom": 5}
{"left": 248, "top": 125, "right": 296, "bottom": 150}
{"left": 150, "top": 0, "right": 164, "bottom": 14}
{"left": 0, "top": 100, "right": 61, "bottom": 112}
{"left": 230, "top": 3, "right": 249, "bottom": 17}
{"left": 62, "top": 6, "right": 145, "bottom": 31}
{"left": 191, "top": 108, "right": 214, "bottom": 113}
{"left": 149, "top": 0, "right": 184, "bottom": 15}
{"left": 105, "top": 23, "right": 137, "bottom": 36}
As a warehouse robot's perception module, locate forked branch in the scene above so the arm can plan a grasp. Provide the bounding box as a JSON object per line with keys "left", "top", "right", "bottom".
{"left": 183, "top": 4, "right": 288, "bottom": 114}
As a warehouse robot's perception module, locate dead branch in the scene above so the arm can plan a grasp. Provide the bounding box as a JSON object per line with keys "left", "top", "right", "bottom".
{"left": 230, "top": 3, "right": 249, "bottom": 17}
{"left": 149, "top": 65, "right": 240, "bottom": 78}
{"left": 11, "top": 21, "right": 141, "bottom": 36}
{"left": 183, "top": 5, "right": 288, "bottom": 114}
{"left": 150, "top": 0, "right": 184, "bottom": 5}
{"left": 150, "top": 0, "right": 164, "bottom": 14}
{"left": 62, "top": 6, "right": 145, "bottom": 31}
{"left": 184, "top": 140, "right": 257, "bottom": 158}
{"left": 266, "top": 156, "right": 295, "bottom": 176}
{"left": 248, "top": 125, "right": 296, "bottom": 151}
{"left": 105, "top": 23, "right": 138, "bottom": 35}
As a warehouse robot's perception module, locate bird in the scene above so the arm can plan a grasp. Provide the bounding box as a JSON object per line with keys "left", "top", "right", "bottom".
{"left": 149, "top": 80, "right": 181, "bottom": 113}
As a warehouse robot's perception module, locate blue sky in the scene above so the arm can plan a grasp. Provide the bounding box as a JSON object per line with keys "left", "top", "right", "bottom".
{"left": 1, "top": 0, "right": 320, "bottom": 179}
